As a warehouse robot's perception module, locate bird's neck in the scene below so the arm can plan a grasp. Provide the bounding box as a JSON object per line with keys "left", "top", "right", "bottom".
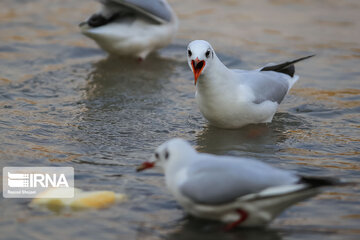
{"left": 164, "top": 151, "right": 195, "bottom": 180}
{"left": 164, "top": 156, "right": 190, "bottom": 193}
{"left": 166, "top": 157, "right": 189, "bottom": 177}
{"left": 164, "top": 152, "right": 200, "bottom": 200}
{"left": 196, "top": 57, "right": 232, "bottom": 92}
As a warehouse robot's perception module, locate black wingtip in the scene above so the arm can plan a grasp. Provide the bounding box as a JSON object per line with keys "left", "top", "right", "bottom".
{"left": 299, "top": 175, "right": 355, "bottom": 188}
{"left": 295, "top": 54, "right": 316, "bottom": 62}
{"left": 260, "top": 54, "right": 316, "bottom": 77}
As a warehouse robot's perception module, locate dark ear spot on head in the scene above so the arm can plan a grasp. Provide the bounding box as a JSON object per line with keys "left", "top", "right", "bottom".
{"left": 155, "top": 152, "right": 159, "bottom": 159}
{"left": 165, "top": 150, "right": 169, "bottom": 160}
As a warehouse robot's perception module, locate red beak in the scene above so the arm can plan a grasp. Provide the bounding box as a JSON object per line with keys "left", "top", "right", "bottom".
{"left": 191, "top": 57, "right": 205, "bottom": 85}
{"left": 136, "top": 161, "right": 155, "bottom": 172}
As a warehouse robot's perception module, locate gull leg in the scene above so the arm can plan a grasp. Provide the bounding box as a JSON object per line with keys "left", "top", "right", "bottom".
{"left": 224, "top": 209, "right": 248, "bottom": 231}
{"left": 137, "top": 50, "right": 151, "bottom": 62}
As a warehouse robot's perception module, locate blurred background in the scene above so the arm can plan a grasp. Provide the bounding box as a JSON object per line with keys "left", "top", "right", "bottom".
{"left": 0, "top": 0, "right": 359, "bottom": 239}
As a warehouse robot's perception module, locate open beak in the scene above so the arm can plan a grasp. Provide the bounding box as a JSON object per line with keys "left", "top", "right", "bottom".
{"left": 191, "top": 58, "right": 205, "bottom": 85}
{"left": 136, "top": 161, "right": 155, "bottom": 172}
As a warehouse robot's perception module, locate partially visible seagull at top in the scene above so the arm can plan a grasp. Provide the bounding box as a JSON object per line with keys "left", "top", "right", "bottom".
{"left": 186, "top": 40, "right": 314, "bottom": 129}
{"left": 79, "top": 0, "right": 178, "bottom": 60}
{"left": 137, "top": 138, "right": 348, "bottom": 230}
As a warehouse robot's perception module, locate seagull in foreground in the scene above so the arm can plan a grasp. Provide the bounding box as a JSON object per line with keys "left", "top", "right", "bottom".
{"left": 187, "top": 40, "right": 314, "bottom": 129}
{"left": 137, "top": 138, "right": 346, "bottom": 230}
{"left": 79, "top": 0, "right": 178, "bottom": 60}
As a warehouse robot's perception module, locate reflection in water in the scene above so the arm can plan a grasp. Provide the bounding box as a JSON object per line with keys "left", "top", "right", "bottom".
{"left": 196, "top": 124, "right": 278, "bottom": 155}
{"left": 68, "top": 53, "right": 184, "bottom": 167}
{"left": 196, "top": 112, "right": 305, "bottom": 156}
{"left": 166, "top": 217, "right": 281, "bottom": 240}
{"left": 85, "top": 54, "right": 176, "bottom": 100}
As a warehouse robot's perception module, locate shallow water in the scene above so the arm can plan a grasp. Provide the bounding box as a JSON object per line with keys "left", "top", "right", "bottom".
{"left": 0, "top": 0, "right": 359, "bottom": 239}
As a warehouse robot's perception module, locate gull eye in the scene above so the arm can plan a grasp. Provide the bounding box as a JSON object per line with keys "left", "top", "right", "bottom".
{"left": 188, "top": 49, "right": 192, "bottom": 57}
{"left": 205, "top": 50, "right": 211, "bottom": 58}
{"left": 165, "top": 151, "right": 169, "bottom": 160}
{"left": 155, "top": 152, "right": 159, "bottom": 159}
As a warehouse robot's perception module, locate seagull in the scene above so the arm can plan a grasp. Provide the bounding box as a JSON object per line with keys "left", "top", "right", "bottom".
{"left": 186, "top": 40, "right": 314, "bottom": 128}
{"left": 137, "top": 138, "right": 347, "bottom": 230}
{"left": 79, "top": 0, "right": 178, "bottom": 60}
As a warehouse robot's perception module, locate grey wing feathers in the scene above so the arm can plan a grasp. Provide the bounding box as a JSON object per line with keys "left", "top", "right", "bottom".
{"left": 100, "top": 0, "right": 173, "bottom": 23}
{"left": 247, "top": 75, "right": 290, "bottom": 104}
{"left": 180, "top": 167, "right": 252, "bottom": 205}
{"left": 249, "top": 55, "right": 315, "bottom": 104}
{"left": 180, "top": 156, "right": 298, "bottom": 205}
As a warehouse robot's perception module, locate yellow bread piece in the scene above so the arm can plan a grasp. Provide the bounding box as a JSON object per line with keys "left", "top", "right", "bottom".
{"left": 71, "top": 191, "right": 117, "bottom": 210}
{"left": 30, "top": 188, "right": 127, "bottom": 213}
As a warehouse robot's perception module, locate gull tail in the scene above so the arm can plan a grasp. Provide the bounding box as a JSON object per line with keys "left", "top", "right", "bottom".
{"left": 260, "top": 55, "right": 315, "bottom": 77}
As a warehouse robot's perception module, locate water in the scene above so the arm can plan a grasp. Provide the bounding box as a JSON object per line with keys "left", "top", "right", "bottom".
{"left": 0, "top": 0, "right": 359, "bottom": 239}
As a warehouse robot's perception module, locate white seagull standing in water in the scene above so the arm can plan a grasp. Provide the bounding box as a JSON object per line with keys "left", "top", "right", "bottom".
{"left": 186, "top": 40, "right": 314, "bottom": 129}
{"left": 79, "top": 0, "right": 178, "bottom": 60}
{"left": 137, "top": 138, "right": 347, "bottom": 230}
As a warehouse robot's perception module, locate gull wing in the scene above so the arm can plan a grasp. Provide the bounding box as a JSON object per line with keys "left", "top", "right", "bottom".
{"left": 233, "top": 55, "right": 314, "bottom": 104}
{"left": 179, "top": 155, "right": 298, "bottom": 205}
{"left": 241, "top": 71, "right": 292, "bottom": 104}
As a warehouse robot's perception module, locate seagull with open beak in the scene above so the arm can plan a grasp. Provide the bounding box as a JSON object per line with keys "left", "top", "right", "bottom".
{"left": 187, "top": 40, "right": 314, "bottom": 129}
{"left": 190, "top": 56, "right": 206, "bottom": 86}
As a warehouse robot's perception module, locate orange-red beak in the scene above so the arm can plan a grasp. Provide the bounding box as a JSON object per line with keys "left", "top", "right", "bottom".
{"left": 136, "top": 161, "right": 155, "bottom": 172}
{"left": 191, "top": 57, "right": 205, "bottom": 85}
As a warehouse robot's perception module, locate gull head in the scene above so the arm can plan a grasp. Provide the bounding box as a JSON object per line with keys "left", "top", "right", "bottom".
{"left": 136, "top": 138, "right": 195, "bottom": 172}
{"left": 187, "top": 40, "right": 215, "bottom": 85}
